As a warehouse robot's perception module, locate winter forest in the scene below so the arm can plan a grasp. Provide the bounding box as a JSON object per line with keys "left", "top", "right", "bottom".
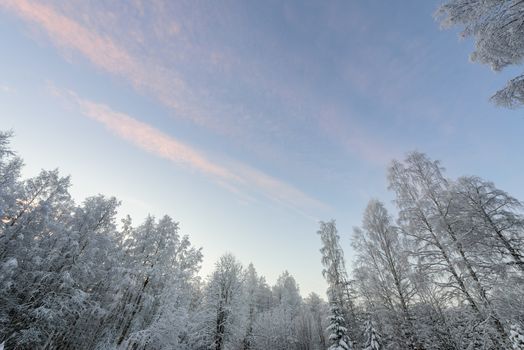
{"left": 1, "top": 129, "right": 524, "bottom": 350}
{"left": 2, "top": 0, "right": 524, "bottom": 349}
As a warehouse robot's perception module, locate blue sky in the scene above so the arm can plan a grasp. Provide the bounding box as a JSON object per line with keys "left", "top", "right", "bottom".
{"left": 1, "top": 0, "right": 523, "bottom": 296}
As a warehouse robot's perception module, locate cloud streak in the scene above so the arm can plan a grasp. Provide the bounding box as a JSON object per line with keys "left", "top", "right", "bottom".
{"left": 55, "top": 88, "right": 326, "bottom": 216}
{"left": 3, "top": 0, "right": 329, "bottom": 215}
{"left": 76, "top": 96, "right": 239, "bottom": 183}
{"left": 1, "top": 0, "right": 397, "bottom": 168}
{"left": 317, "top": 106, "right": 398, "bottom": 166}
{"left": 1, "top": 0, "right": 227, "bottom": 133}
{"left": 2, "top": 0, "right": 136, "bottom": 78}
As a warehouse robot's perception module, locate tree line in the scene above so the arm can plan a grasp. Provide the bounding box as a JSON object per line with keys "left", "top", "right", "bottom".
{"left": 0, "top": 130, "right": 331, "bottom": 349}
{"left": 1, "top": 128, "right": 523, "bottom": 350}
{"left": 319, "top": 152, "right": 524, "bottom": 350}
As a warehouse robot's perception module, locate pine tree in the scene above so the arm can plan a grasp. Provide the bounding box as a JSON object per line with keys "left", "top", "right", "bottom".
{"left": 327, "top": 302, "right": 351, "bottom": 350}
{"left": 363, "top": 319, "right": 382, "bottom": 350}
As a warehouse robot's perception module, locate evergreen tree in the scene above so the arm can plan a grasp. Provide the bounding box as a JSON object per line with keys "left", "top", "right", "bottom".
{"left": 363, "top": 319, "right": 382, "bottom": 350}
{"left": 327, "top": 301, "right": 351, "bottom": 350}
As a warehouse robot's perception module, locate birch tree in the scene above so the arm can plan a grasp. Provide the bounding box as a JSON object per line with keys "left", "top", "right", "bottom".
{"left": 437, "top": 0, "right": 524, "bottom": 107}
{"left": 389, "top": 152, "right": 509, "bottom": 347}
{"left": 199, "top": 253, "right": 246, "bottom": 350}
{"left": 318, "top": 220, "right": 357, "bottom": 348}
{"left": 353, "top": 200, "right": 418, "bottom": 349}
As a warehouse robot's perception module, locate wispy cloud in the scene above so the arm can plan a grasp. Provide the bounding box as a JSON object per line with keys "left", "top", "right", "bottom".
{"left": 52, "top": 87, "right": 327, "bottom": 216}
{"left": 76, "top": 96, "right": 239, "bottom": 183}
{"left": 1, "top": 0, "right": 229, "bottom": 133}
{"left": 3, "top": 0, "right": 329, "bottom": 215}
{"left": 2, "top": 0, "right": 137, "bottom": 79}
{"left": 1, "top": 0, "right": 397, "bottom": 169}
{"left": 233, "top": 162, "right": 327, "bottom": 217}
{"left": 317, "top": 106, "right": 398, "bottom": 166}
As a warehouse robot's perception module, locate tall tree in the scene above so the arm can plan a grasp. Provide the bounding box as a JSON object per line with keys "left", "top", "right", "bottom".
{"left": 199, "top": 253, "right": 246, "bottom": 350}
{"left": 115, "top": 215, "right": 202, "bottom": 349}
{"left": 453, "top": 176, "right": 524, "bottom": 274}
{"left": 353, "top": 200, "right": 418, "bottom": 349}
{"left": 389, "top": 152, "right": 509, "bottom": 347}
{"left": 305, "top": 293, "right": 329, "bottom": 350}
{"left": 318, "top": 220, "right": 357, "bottom": 347}
{"left": 272, "top": 270, "right": 302, "bottom": 317}
{"left": 0, "top": 131, "right": 23, "bottom": 228}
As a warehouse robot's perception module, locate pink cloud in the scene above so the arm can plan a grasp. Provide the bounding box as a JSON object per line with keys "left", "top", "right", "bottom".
{"left": 2, "top": 0, "right": 396, "bottom": 171}
{"left": 75, "top": 96, "right": 240, "bottom": 183}
{"left": 1, "top": 0, "right": 228, "bottom": 133}
{"left": 2, "top": 0, "right": 136, "bottom": 79}
{"left": 3, "top": 0, "right": 327, "bottom": 215}
{"left": 55, "top": 88, "right": 326, "bottom": 216}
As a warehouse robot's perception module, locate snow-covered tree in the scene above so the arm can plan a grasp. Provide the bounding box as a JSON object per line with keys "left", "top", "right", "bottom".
{"left": 510, "top": 323, "right": 524, "bottom": 350}
{"left": 115, "top": 215, "right": 202, "bottom": 349}
{"left": 247, "top": 269, "right": 312, "bottom": 349}
{"left": 453, "top": 176, "right": 524, "bottom": 274}
{"left": 353, "top": 200, "right": 419, "bottom": 349}
{"left": 0, "top": 131, "right": 23, "bottom": 228}
{"left": 327, "top": 302, "right": 351, "bottom": 350}
{"left": 318, "top": 220, "right": 357, "bottom": 344}
{"left": 305, "top": 292, "right": 329, "bottom": 350}
{"left": 388, "top": 152, "right": 510, "bottom": 347}
{"left": 272, "top": 270, "right": 302, "bottom": 317}
{"left": 363, "top": 319, "right": 382, "bottom": 350}
{"left": 242, "top": 263, "right": 259, "bottom": 350}
{"left": 1, "top": 129, "right": 522, "bottom": 350}
{"left": 437, "top": 0, "right": 524, "bottom": 107}
{"left": 0, "top": 169, "right": 75, "bottom": 349}
{"left": 198, "top": 253, "right": 246, "bottom": 350}
{"left": 252, "top": 306, "right": 298, "bottom": 350}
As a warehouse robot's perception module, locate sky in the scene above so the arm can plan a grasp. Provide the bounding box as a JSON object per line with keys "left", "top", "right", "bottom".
{"left": 1, "top": 0, "right": 523, "bottom": 297}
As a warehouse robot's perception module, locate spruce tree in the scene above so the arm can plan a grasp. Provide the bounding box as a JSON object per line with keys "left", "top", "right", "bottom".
{"left": 363, "top": 319, "right": 382, "bottom": 350}
{"left": 327, "top": 301, "right": 351, "bottom": 350}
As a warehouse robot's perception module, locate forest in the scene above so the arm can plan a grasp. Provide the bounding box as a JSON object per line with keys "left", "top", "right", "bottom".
{"left": 2, "top": 0, "right": 524, "bottom": 349}
{"left": 0, "top": 129, "right": 522, "bottom": 350}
